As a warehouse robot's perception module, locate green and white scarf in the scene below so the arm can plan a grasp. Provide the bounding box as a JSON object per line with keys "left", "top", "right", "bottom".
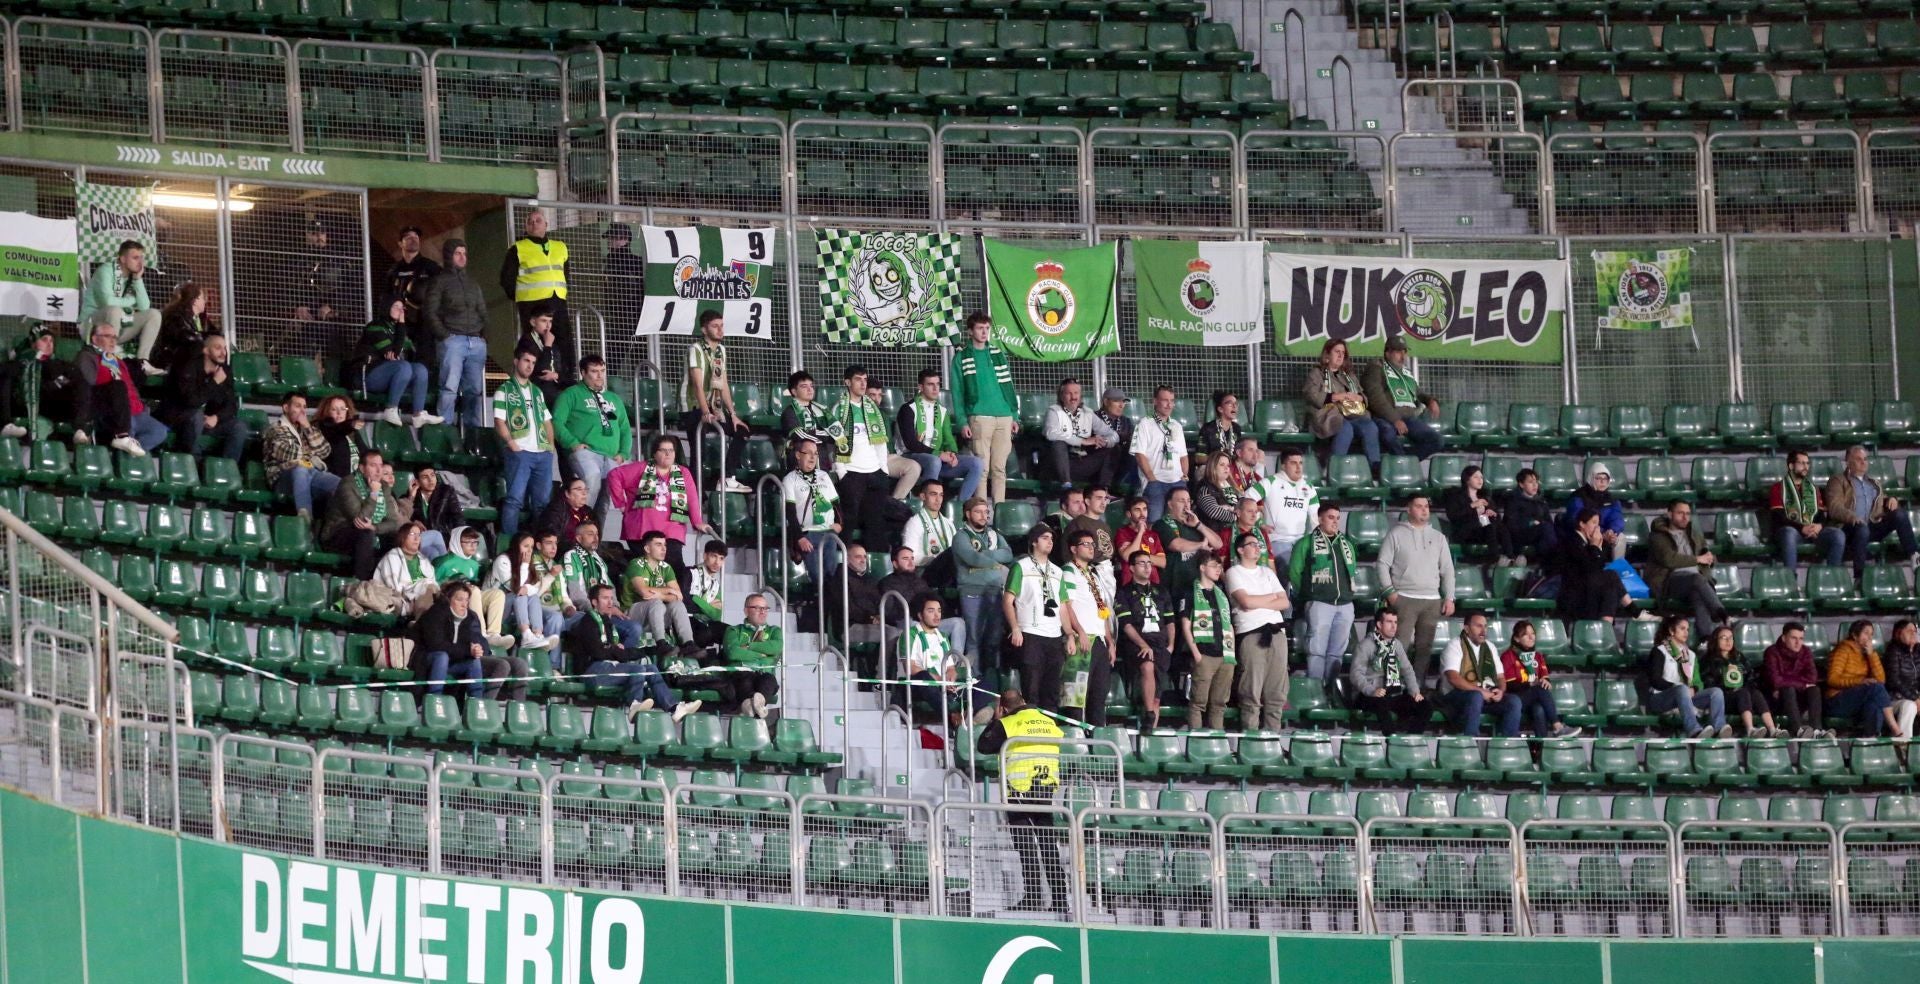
{"left": 784, "top": 396, "right": 828, "bottom": 439}
{"left": 1781, "top": 475, "right": 1820, "bottom": 525}
{"left": 1383, "top": 363, "right": 1420, "bottom": 408}
{"left": 353, "top": 473, "right": 387, "bottom": 524}
{"left": 533, "top": 555, "right": 566, "bottom": 608}
{"left": 1189, "top": 581, "right": 1230, "bottom": 649}
{"left": 499, "top": 380, "right": 550, "bottom": 449}
{"left": 563, "top": 548, "right": 609, "bottom": 591}
{"left": 690, "top": 566, "right": 722, "bottom": 620}
{"left": 1459, "top": 638, "right": 1499, "bottom": 688}
{"left": 1374, "top": 631, "right": 1404, "bottom": 692}
{"left": 910, "top": 398, "right": 949, "bottom": 449}
{"left": 796, "top": 468, "right": 838, "bottom": 529}
{"left": 916, "top": 506, "right": 952, "bottom": 555}
{"left": 685, "top": 341, "right": 726, "bottom": 413}
{"left": 829, "top": 397, "right": 890, "bottom": 460}
{"left": 638, "top": 464, "right": 691, "bottom": 527}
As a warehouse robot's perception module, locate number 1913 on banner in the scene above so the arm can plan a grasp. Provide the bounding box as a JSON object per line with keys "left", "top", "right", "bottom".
{"left": 636, "top": 224, "right": 779, "bottom": 337}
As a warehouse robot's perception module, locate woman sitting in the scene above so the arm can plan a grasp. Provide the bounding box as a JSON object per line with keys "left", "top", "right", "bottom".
{"left": 347, "top": 294, "right": 439, "bottom": 428}
{"left": 1499, "top": 620, "right": 1580, "bottom": 739}
{"left": 1441, "top": 464, "right": 1517, "bottom": 567}
{"left": 1546, "top": 510, "right": 1631, "bottom": 624}
{"left": 315, "top": 394, "right": 371, "bottom": 481}
{"left": 1191, "top": 452, "right": 1242, "bottom": 534}
{"left": 487, "top": 531, "right": 564, "bottom": 652}
{"left": 373, "top": 521, "right": 440, "bottom": 617}
{"left": 1701, "top": 625, "right": 1786, "bottom": 737}
{"left": 1302, "top": 339, "right": 1387, "bottom": 472}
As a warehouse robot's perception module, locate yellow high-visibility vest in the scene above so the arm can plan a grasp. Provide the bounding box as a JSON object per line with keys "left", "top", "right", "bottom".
{"left": 1000, "top": 708, "right": 1063, "bottom": 793}
{"left": 513, "top": 238, "right": 569, "bottom": 301}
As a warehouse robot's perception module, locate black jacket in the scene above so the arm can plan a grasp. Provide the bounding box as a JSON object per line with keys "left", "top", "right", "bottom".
{"left": 381, "top": 253, "right": 441, "bottom": 318}
{"left": 416, "top": 482, "right": 463, "bottom": 537}
{"left": 156, "top": 354, "right": 238, "bottom": 430}
{"left": 1501, "top": 489, "right": 1554, "bottom": 537}
{"left": 422, "top": 239, "right": 487, "bottom": 340}
{"left": 345, "top": 315, "right": 418, "bottom": 389}
{"left": 317, "top": 419, "right": 369, "bottom": 479}
{"left": 877, "top": 570, "right": 931, "bottom": 613}
{"left": 0, "top": 349, "right": 82, "bottom": 425}
{"left": 151, "top": 311, "right": 212, "bottom": 371}
{"left": 72, "top": 345, "right": 149, "bottom": 429}
{"left": 564, "top": 611, "right": 631, "bottom": 676}
{"left": 828, "top": 570, "right": 884, "bottom": 626}
{"left": 413, "top": 600, "right": 484, "bottom": 665}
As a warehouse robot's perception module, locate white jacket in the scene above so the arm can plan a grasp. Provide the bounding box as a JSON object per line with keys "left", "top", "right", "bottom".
{"left": 374, "top": 548, "right": 438, "bottom": 604}
{"left": 1043, "top": 403, "right": 1117, "bottom": 447}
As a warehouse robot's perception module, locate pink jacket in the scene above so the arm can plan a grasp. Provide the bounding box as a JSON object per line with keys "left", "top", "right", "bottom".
{"left": 606, "top": 462, "right": 704, "bottom": 543}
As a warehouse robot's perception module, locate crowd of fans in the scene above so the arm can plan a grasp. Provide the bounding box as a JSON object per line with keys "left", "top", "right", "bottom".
{"left": 4, "top": 220, "right": 1919, "bottom": 745}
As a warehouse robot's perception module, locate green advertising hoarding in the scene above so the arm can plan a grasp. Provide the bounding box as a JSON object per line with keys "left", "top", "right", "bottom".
{"left": 4, "top": 785, "right": 1919, "bottom": 984}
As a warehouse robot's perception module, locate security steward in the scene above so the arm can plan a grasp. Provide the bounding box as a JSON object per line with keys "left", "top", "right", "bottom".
{"left": 501, "top": 209, "right": 571, "bottom": 345}
{"left": 977, "top": 688, "right": 1069, "bottom": 914}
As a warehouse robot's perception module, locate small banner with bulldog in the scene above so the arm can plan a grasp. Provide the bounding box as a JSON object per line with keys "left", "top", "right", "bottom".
{"left": 1268, "top": 251, "right": 1568, "bottom": 364}
{"left": 1592, "top": 247, "right": 1694, "bottom": 331}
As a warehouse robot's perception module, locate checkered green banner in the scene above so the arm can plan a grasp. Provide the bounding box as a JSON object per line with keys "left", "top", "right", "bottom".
{"left": 73, "top": 180, "right": 156, "bottom": 267}
{"left": 1592, "top": 247, "right": 1694, "bottom": 331}
{"left": 816, "top": 228, "right": 964, "bottom": 346}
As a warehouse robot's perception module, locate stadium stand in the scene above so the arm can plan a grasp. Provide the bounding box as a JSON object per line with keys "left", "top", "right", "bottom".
{"left": 2, "top": 0, "right": 1920, "bottom": 953}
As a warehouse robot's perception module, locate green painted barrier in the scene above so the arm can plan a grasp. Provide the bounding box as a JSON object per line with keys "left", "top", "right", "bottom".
{"left": 3, "top": 785, "right": 1918, "bottom": 983}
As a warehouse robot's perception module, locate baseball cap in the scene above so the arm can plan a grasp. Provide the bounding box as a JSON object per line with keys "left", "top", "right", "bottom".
{"left": 603, "top": 222, "right": 633, "bottom": 239}
{"left": 1100, "top": 387, "right": 1128, "bottom": 403}
{"left": 1383, "top": 335, "right": 1410, "bottom": 352}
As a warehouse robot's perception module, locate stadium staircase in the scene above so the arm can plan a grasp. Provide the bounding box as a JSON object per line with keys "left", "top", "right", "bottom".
{"left": 1211, "top": 0, "right": 1537, "bottom": 232}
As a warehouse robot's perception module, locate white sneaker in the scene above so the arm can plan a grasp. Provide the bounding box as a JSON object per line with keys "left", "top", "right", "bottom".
{"left": 485, "top": 633, "right": 515, "bottom": 648}
{"left": 72, "top": 430, "right": 91, "bottom": 445}
{"left": 751, "top": 692, "right": 768, "bottom": 718}
{"left": 1717, "top": 724, "right": 1735, "bottom": 739}
{"left": 722, "top": 477, "right": 751, "bottom": 494}
{"left": 412, "top": 411, "right": 445, "bottom": 428}
{"left": 378, "top": 407, "right": 404, "bottom": 427}
{"left": 1551, "top": 724, "right": 1582, "bottom": 739}
{"left": 519, "top": 630, "right": 547, "bottom": 650}
{"left": 1692, "top": 726, "right": 1716, "bottom": 740}
{"left": 627, "top": 698, "right": 654, "bottom": 720}
{"left": 110, "top": 436, "right": 146, "bottom": 457}
{"left": 0, "top": 423, "right": 25, "bottom": 439}
{"left": 141, "top": 360, "right": 166, "bottom": 376}
{"left": 671, "top": 699, "right": 702, "bottom": 723}
{"left": 544, "top": 634, "right": 562, "bottom": 651}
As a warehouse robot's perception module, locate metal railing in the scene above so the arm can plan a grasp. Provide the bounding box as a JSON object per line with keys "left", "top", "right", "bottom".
{"left": 15, "top": 702, "right": 1920, "bottom": 937}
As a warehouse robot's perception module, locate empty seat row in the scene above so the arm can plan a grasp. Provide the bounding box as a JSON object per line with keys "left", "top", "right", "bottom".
{"left": 1424, "top": 20, "right": 1920, "bottom": 70}
{"left": 1529, "top": 70, "right": 1913, "bottom": 120}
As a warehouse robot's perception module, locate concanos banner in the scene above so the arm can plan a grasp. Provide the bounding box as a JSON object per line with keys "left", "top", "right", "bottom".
{"left": 1133, "top": 238, "right": 1264, "bottom": 347}
{"left": 1268, "top": 251, "right": 1568, "bottom": 364}
{"left": 74, "top": 179, "right": 157, "bottom": 266}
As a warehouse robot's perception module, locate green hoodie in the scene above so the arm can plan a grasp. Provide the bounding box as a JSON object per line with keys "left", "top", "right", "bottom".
{"left": 553, "top": 382, "right": 632, "bottom": 458}
{"left": 432, "top": 525, "right": 484, "bottom": 583}
{"left": 1288, "top": 529, "right": 1356, "bottom": 606}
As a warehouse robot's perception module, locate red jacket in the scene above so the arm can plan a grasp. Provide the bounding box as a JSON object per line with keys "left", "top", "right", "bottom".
{"left": 1500, "top": 647, "right": 1552, "bottom": 686}
{"left": 1764, "top": 640, "right": 1820, "bottom": 690}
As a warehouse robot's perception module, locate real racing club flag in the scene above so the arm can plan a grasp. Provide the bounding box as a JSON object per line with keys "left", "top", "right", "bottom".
{"left": 816, "top": 228, "right": 965, "bottom": 346}
{"left": 981, "top": 237, "right": 1119, "bottom": 361}
{"left": 1133, "top": 238, "right": 1265, "bottom": 347}
{"left": 636, "top": 224, "right": 778, "bottom": 338}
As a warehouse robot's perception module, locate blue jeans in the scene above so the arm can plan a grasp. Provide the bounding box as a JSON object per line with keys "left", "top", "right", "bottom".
{"left": 419, "top": 651, "right": 485, "bottom": 697}
{"left": 1142, "top": 479, "right": 1186, "bottom": 523}
{"left": 1384, "top": 414, "right": 1443, "bottom": 460}
{"left": 1829, "top": 682, "right": 1893, "bottom": 736}
{"left": 365, "top": 358, "right": 429, "bottom": 413}
{"left": 587, "top": 658, "right": 675, "bottom": 706}
{"left": 1844, "top": 513, "right": 1919, "bottom": 576}
{"left": 1777, "top": 525, "right": 1845, "bottom": 571}
{"left": 508, "top": 594, "right": 563, "bottom": 639}
{"left": 1330, "top": 416, "right": 1385, "bottom": 466}
{"left": 570, "top": 447, "right": 618, "bottom": 512}
{"left": 907, "top": 452, "right": 984, "bottom": 504}
{"left": 276, "top": 466, "right": 341, "bottom": 515}
{"left": 176, "top": 411, "right": 247, "bottom": 460}
{"left": 959, "top": 591, "right": 1008, "bottom": 674}
{"left": 130, "top": 411, "right": 169, "bottom": 452}
{"left": 501, "top": 448, "right": 554, "bottom": 536}
{"left": 435, "top": 335, "right": 488, "bottom": 426}
{"left": 803, "top": 530, "right": 842, "bottom": 588}
{"left": 1513, "top": 683, "right": 1562, "bottom": 737}
{"left": 1647, "top": 684, "right": 1725, "bottom": 733}
{"left": 1304, "top": 601, "right": 1354, "bottom": 683}
{"left": 1443, "top": 688, "right": 1523, "bottom": 737}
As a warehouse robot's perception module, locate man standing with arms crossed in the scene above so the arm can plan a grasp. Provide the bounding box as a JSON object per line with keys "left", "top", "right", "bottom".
{"left": 1378, "top": 493, "right": 1456, "bottom": 671}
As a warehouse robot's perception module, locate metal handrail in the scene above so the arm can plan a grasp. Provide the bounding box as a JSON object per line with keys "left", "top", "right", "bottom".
{"left": 0, "top": 510, "right": 177, "bottom": 642}
{"left": 628, "top": 358, "right": 664, "bottom": 453}
{"left": 1517, "top": 817, "right": 1680, "bottom": 936}
{"left": 1282, "top": 8, "right": 1308, "bottom": 118}
{"left": 754, "top": 472, "right": 789, "bottom": 605}
{"left": 691, "top": 415, "right": 729, "bottom": 547}
{"left": 1674, "top": 818, "right": 1842, "bottom": 939}
{"left": 572, "top": 300, "right": 606, "bottom": 369}
{"left": 1329, "top": 54, "right": 1356, "bottom": 133}
{"left": 1703, "top": 126, "right": 1871, "bottom": 233}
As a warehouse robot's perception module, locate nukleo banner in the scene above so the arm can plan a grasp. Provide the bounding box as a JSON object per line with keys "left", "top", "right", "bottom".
{"left": 1133, "top": 238, "right": 1265, "bottom": 347}
{"left": 1268, "top": 251, "right": 1568, "bottom": 363}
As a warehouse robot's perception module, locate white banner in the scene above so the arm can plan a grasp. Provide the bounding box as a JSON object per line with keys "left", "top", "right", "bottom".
{"left": 0, "top": 212, "right": 81, "bottom": 322}
{"left": 635, "top": 224, "right": 777, "bottom": 337}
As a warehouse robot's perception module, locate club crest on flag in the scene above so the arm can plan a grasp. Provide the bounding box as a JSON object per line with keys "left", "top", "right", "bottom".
{"left": 671, "top": 255, "right": 759, "bottom": 300}
{"left": 1392, "top": 269, "right": 1456, "bottom": 341}
{"left": 1180, "top": 256, "right": 1218, "bottom": 317}
{"left": 1615, "top": 259, "right": 1670, "bottom": 321}
{"left": 1026, "top": 259, "right": 1076, "bottom": 334}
